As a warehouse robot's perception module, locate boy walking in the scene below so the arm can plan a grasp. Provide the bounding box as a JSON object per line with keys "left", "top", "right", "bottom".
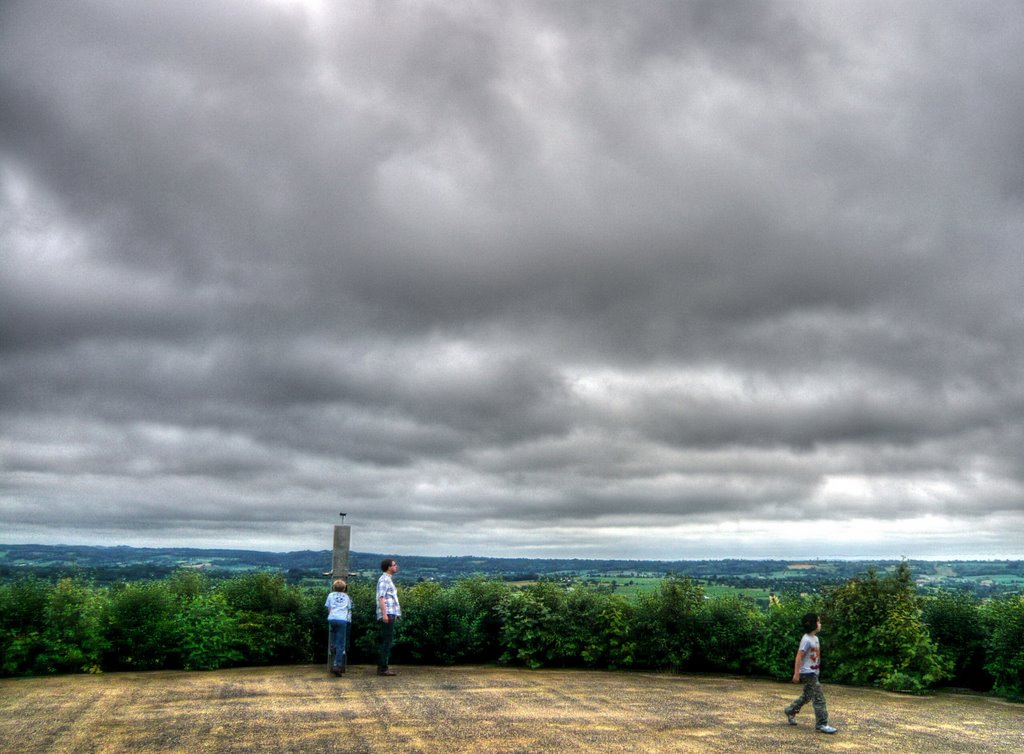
{"left": 784, "top": 612, "right": 837, "bottom": 734}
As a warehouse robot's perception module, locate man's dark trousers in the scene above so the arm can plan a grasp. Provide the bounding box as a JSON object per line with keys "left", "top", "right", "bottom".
{"left": 378, "top": 616, "right": 397, "bottom": 671}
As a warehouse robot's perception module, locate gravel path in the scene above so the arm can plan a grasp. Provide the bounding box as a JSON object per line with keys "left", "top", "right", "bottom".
{"left": 1, "top": 665, "right": 1021, "bottom": 753}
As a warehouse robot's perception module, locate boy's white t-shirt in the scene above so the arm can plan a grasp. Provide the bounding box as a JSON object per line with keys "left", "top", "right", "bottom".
{"left": 325, "top": 591, "right": 352, "bottom": 622}
{"left": 798, "top": 633, "right": 821, "bottom": 675}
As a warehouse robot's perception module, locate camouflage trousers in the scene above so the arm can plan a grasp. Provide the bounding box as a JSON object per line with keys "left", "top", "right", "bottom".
{"left": 785, "top": 673, "right": 829, "bottom": 728}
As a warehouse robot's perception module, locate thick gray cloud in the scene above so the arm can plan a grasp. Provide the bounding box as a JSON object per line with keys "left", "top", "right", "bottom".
{"left": 2, "top": 0, "right": 1022, "bottom": 558}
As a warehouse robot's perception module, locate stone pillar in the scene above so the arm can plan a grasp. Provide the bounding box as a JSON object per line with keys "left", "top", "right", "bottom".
{"left": 327, "top": 523, "right": 352, "bottom": 671}
{"left": 332, "top": 525, "right": 351, "bottom": 579}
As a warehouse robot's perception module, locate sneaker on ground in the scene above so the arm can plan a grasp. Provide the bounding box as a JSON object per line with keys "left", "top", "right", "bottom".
{"left": 816, "top": 725, "right": 838, "bottom": 734}
{"left": 786, "top": 712, "right": 797, "bottom": 726}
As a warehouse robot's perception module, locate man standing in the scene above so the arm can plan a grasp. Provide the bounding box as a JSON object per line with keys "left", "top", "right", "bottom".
{"left": 376, "top": 558, "right": 401, "bottom": 676}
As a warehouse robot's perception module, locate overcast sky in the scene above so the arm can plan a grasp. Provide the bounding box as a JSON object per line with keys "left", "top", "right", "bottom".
{"left": 2, "top": 1, "right": 1022, "bottom": 561}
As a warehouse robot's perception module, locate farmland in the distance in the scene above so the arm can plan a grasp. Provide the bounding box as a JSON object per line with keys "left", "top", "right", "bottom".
{"left": 2, "top": 544, "right": 1021, "bottom": 600}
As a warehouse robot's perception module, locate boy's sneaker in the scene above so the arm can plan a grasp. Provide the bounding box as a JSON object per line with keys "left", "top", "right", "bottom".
{"left": 816, "top": 725, "right": 838, "bottom": 734}
{"left": 785, "top": 712, "right": 797, "bottom": 726}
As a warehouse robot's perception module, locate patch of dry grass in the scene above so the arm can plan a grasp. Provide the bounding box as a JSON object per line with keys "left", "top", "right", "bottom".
{"left": 1, "top": 665, "right": 1020, "bottom": 753}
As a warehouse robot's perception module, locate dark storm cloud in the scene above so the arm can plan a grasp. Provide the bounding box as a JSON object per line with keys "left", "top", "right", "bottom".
{"left": 2, "top": 0, "right": 1022, "bottom": 557}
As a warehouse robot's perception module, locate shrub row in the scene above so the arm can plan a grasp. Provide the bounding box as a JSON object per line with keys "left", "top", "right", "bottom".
{"left": 1, "top": 565, "right": 1021, "bottom": 701}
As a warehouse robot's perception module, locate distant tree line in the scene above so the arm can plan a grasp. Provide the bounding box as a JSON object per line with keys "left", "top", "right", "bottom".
{"left": 1, "top": 564, "right": 1021, "bottom": 701}
{"left": 5, "top": 545, "right": 1022, "bottom": 596}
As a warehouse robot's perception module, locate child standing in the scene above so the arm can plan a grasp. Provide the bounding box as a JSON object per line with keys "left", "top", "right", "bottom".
{"left": 784, "top": 612, "right": 837, "bottom": 734}
{"left": 325, "top": 579, "right": 352, "bottom": 677}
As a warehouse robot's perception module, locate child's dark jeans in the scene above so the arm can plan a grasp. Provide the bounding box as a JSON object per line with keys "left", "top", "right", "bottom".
{"left": 785, "top": 672, "right": 829, "bottom": 728}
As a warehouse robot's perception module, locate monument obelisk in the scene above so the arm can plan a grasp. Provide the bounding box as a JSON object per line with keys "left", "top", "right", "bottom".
{"left": 327, "top": 513, "right": 351, "bottom": 670}
{"left": 332, "top": 513, "right": 351, "bottom": 579}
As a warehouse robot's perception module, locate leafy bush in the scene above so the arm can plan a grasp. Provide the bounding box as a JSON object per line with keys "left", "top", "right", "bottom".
{"left": 165, "top": 569, "right": 208, "bottom": 601}
{"left": 3, "top": 565, "right": 1016, "bottom": 699}
{"left": 693, "top": 594, "right": 765, "bottom": 674}
{"left": 497, "top": 581, "right": 565, "bottom": 668}
{"left": 346, "top": 580, "right": 380, "bottom": 665}
{"left": 36, "top": 578, "right": 110, "bottom": 674}
{"left": 302, "top": 588, "right": 332, "bottom": 664}
{"left": 823, "top": 563, "right": 950, "bottom": 693}
{"left": 173, "top": 592, "right": 243, "bottom": 671}
{"left": 393, "top": 580, "right": 490, "bottom": 665}
{"left": 106, "top": 581, "right": 177, "bottom": 671}
{"left": 980, "top": 595, "right": 1024, "bottom": 701}
{"left": 219, "top": 573, "right": 313, "bottom": 665}
{"left": 631, "top": 576, "right": 704, "bottom": 671}
{"left": 754, "top": 593, "right": 818, "bottom": 678}
{"left": 448, "top": 577, "right": 511, "bottom": 662}
{"left": 922, "top": 590, "right": 992, "bottom": 691}
{"left": 566, "top": 587, "right": 636, "bottom": 669}
{"left": 0, "top": 577, "right": 51, "bottom": 675}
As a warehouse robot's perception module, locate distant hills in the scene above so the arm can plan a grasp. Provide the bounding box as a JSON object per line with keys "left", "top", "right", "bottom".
{"left": 2, "top": 543, "right": 1022, "bottom": 596}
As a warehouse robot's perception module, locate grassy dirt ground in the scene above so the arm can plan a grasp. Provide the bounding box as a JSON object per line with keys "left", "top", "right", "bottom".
{"left": 1, "top": 664, "right": 1021, "bottom": 754}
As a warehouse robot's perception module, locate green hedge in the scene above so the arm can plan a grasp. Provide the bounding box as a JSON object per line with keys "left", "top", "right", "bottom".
{"left": 1, "top": 568, "right": 1021, "bottom": 702}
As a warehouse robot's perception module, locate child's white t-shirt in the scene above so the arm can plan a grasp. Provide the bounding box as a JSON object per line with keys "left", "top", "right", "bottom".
{"left": 798, "top": 633, "right": 820, "bottom": 675}
{"left": 325, "top": 592, "right": 352, "bottom": 622}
